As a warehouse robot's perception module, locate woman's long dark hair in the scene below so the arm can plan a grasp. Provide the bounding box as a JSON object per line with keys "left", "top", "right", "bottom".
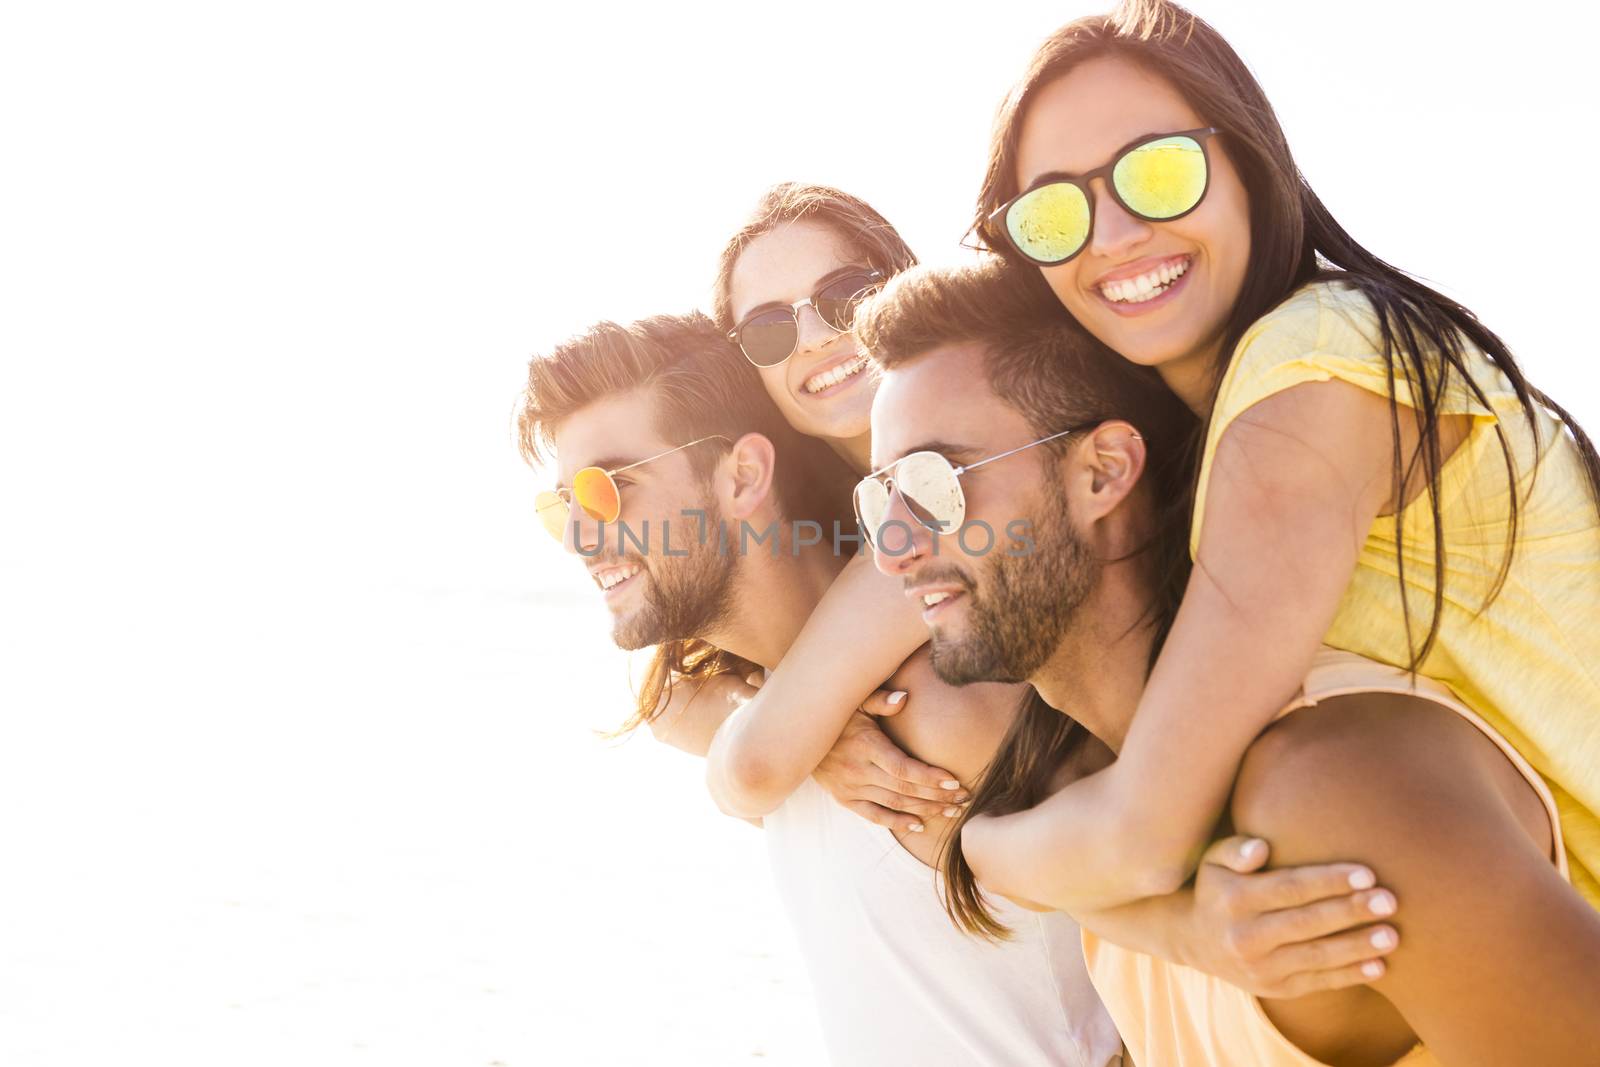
{"left": 942, "top": 689, "right": 1086, "bottom": 939}
{"left": 972, "top": 0, "right": 1600, "bottom": 669}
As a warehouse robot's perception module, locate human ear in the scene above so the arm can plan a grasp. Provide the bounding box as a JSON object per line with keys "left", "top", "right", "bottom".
{"left": 720, "top": 433, "right": 778, "bottom": 521}
{"left": 1075, "top": 421, "right": 1147, "bottom": 520}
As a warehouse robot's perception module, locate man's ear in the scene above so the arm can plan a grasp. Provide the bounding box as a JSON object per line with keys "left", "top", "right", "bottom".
{"left": 718, "top": 433, "right": 778, "bottom": 521}
{"left": 1071, "top": 420, "right": 1146, "bottom": 522}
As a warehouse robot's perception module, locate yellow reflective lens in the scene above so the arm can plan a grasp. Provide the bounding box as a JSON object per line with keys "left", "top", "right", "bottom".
{"left": 1007, "top": 182, "right": 1091, "bottom": 265}
{"left": 535, "top": 490, "right": 570, "bottom": 542}
{"left": 1113, "top": 136, "right": 1207, "bottom": 220}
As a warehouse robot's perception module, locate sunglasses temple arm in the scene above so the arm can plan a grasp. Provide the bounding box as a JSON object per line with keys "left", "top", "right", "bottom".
{"left": 609, "top": 434, "right": 732, "bottom": 475}
{"left": 953, "top": 426, "right": 1086, "bottom": 476}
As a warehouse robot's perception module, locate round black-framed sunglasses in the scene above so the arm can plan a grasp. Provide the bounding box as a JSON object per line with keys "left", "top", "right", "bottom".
{"left": 990, "top": 127, "right": 1221, "bottom": 267}
{"left": 728, "top": 268, "right": 884, "bottom": 368}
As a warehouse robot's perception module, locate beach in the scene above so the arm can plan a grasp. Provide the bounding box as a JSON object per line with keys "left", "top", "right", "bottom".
{"left": 0, "top": 569, "right": 825, "bottom": 1065}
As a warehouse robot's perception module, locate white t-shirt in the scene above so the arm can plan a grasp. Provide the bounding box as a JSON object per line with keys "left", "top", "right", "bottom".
{"left": 764, "top": 778, "right": 1124, "bottom": 1067}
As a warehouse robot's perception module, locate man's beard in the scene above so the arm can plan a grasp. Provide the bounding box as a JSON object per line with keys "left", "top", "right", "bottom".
{"left": 928, "top": 477, "right": 1095, "bottom": 686}
{"left": 611, "top": 495, "right": 737, "bottom": 651}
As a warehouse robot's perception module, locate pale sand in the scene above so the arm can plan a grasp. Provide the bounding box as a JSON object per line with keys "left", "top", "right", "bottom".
{"left": 0, "top": 579, "right": 825, "bottom": 1065}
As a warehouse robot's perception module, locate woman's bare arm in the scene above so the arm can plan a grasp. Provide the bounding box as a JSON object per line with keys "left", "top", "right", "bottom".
{"left": 649, "top": 672, "right": 757, "bottom": 758}
{"left": 963, "top": 379, "right": 1464, "bottom": 910}
{"left": 650, "top": 667, "right": 961, "bottom": 833}
{"left": 705, "top": 551, "right": 949, "bottom": 818}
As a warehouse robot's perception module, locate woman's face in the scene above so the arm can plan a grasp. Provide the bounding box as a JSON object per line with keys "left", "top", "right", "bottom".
{"left": 1014, "top": 56, "right": 1251, "bottom": 401}
{"left": 727, "top": 220, "right": 877, "bottom": 444}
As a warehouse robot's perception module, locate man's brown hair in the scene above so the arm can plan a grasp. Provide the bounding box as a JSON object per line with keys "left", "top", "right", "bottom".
{"left": 856, "top": 257, "right": 1193, "bottom": 461}
{"left": 519, "top": 312, "right": 855, "bottom": 736}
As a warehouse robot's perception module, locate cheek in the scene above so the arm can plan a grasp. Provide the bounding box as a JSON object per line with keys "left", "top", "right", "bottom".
{"left": 1039, "top": 263, "right": 1091, "bottom": 319}
{"left": 1202, "top": 161, "right": 1252, "bottom": 290}
{"left": 759, "top": 365, "right": 799, "bottom": 411}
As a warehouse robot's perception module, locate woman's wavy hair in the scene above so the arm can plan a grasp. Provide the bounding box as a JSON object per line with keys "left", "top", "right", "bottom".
{"left": 711, "top": 182, "right": 918, "bottom": 335}
{"left": 972, "top": 0, "right": 1600, "bottom": 670}
{"left": 519, "top": 312, "right": 856, "bottom": 737}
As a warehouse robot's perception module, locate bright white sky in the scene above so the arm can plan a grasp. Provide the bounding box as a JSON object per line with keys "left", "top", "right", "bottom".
{"left": 2, "top": 2, "right": 1598, "bottom": 1064}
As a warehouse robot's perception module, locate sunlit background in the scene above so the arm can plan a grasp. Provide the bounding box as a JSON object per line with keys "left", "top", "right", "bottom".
{"left": 3, "top": 2, "right": 1597, "bottom": 1063}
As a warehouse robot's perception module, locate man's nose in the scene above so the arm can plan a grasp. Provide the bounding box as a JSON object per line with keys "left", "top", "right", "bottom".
{"left": 562, "top": 503, "right": 605, "bottom": 558}
{"left": 871, "top": 487, "right": 936, "bottom": 578}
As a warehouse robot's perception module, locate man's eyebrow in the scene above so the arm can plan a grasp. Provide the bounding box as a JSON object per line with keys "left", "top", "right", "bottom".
{"left": 872, "top": 440, "right": 981, "bottom": 473}
{"left": 553, "top": 455, "right": 634, "bottom": 486}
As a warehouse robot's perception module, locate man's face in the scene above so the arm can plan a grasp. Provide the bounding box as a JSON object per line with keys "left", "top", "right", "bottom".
{"left": 869, "top": 344, "right": 1096, "bottom": 684}
{"left": 550, "top": 388, "right": 734, "bottom": 650}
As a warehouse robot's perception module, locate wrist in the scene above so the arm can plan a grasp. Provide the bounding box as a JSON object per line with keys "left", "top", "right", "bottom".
{"left": 1165, "top": 890, "right": 1200, "bottom": 969}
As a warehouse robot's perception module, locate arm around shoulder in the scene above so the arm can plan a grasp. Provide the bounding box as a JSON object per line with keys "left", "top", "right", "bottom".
{"left": 704, "top": 552, "right": 925, "bottom": 818}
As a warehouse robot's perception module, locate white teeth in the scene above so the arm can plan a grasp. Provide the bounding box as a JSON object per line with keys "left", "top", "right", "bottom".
{"left": 923, "top": 592, "right": 952, "bottom": 607}
{"left": 1100, "top": 257, "right": 1189, "bottom": 304}
{"left": 596, "top": 565, "right": 640, "bottom": 591}
{"left": 803, "top": 355, "right": 868, "bottom": 395}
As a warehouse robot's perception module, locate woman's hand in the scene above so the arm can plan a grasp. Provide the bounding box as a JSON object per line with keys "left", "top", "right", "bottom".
{"left": 1177, "top": 835, "right": 1399, "bottom": 998}
{"left": 744, "top": 672, "right": 968, "bottom": 835}
{"left": 813, "top": 706, "right": 969, "bottom": 835}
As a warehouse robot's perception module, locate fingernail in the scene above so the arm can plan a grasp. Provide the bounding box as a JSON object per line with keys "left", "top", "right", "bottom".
{"left": 940, "top": 779, "right": 961, "bottom": 790}
{"left": 1371, "top": 928, "right": 1397, "bottom": 950}
{"left": 886, "top": 691, "right": 907, "bottom": 706}
{"left": 1241, "top": 838, "right": 1266, "bottom": 862}
{"left": 908, "top": 822, "right": 925, "bottom": 833}
{"left": 1368, "top": 891, "right": 1396, "bottom": 916}
{"left": 1361, "top": 960, "right": 1384, "bottom": 979}
{"left": 1348, "top": 868, "right": 1376, "bottom": 890}
{"left": 942, "top": 806, "right": 961, "bottom": 818}
{"left": 953, "top": 793, "right": 971, "bottom": 803}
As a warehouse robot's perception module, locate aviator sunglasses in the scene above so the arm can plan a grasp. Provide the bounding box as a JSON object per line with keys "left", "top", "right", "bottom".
{"left": 535, "top": 435, "right": 729, "bottom": 542}
{"left": 853, "top": 422, "right": 1108, "bottom": 549}
{"left": 728, "top": 268, "right": 884, "bottom": 368}
{"left": 991, "top": 127, "right": 1220, "bottom": 267}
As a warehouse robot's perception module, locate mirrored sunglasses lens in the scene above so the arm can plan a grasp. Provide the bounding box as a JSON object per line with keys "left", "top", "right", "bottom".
{"left": 896, "top": 452, "right": 965, "bottom": 535}
{"left": 737, "top": 309, "right": 799, "bottom": 367}
{"left": 1006, "top": 182, "right": 1091, "bottom": 265}
{"left": 535, "top": 490, "right": 570, "bottom": 541}
{"left": 853, "top": 478, "right": 890, "bottom": 546}
{"left": 1113, "top": 135, "right": 1207, "bottom": 220}
{"left": 815, "top": 272, "right": 878, "bottom": 332}
{"left": 572, "top": 467, "right": 620, "bottom": 523}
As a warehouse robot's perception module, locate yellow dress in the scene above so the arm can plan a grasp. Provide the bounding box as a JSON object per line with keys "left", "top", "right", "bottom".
{"left": 1191, "top": 279, "right": 1600, "bottom": 908}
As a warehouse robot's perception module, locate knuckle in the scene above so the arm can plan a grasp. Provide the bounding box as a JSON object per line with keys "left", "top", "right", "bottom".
{"left": 1304, "top": 938, "right": 1334, "bottom": 969}
{"left": 1233, "top": 925, "right": 1267, "bottom": 961}
{"left": 1220, "top": 923, "right": 1251, "bottom": 961}
{"left": 1281, "top": 868, "right": 1314, "bottom": 901}
{"left": 1214, "top": 882, "right": 1244, "bottom": 916}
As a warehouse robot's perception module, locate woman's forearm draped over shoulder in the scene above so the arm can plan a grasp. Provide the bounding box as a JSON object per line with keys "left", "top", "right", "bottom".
{"left": 965, "top": 380, "right": 1400, "bottom": 911}
{"left": 704, "top": 552, "right": 927, "bottom": 818}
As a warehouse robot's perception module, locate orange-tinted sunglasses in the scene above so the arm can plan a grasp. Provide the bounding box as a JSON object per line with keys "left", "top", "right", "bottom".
{"left": 535, "top": 435, "right": 729, "bottom": 542}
